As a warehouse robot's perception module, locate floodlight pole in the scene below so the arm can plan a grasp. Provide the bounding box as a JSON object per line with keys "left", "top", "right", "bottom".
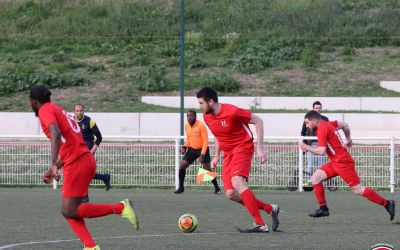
{"left": 179, "top": 0, "right": 185, "bottom": 145}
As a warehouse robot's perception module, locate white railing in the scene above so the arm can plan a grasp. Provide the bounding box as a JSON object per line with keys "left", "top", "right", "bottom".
{"left": 0, "top": 136, "right": 398, "bottom": 193}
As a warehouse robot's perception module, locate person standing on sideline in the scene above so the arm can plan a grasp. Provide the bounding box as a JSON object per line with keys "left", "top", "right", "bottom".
{"left": 29, "top": 86, "right": 138, "bottom": 250}
{"left": 299, "top": 110, "right": 395, "bottom": 220}
{"left": 196, "top": 87, "right": 280, "bottom": 233}
{"left": 74, "top": 104, "right": 111, "bottom": 192}
{"left": 174, "top": 110, "right": 221, "bottom": 195}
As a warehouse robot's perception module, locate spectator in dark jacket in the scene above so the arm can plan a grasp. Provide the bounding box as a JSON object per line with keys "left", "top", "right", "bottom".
{"left": 74, "top": 104, "right": 111, "bottom": 197}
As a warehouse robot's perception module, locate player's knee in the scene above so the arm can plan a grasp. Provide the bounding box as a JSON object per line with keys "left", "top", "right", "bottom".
{"left": 179, "top": 162, "right": 189, "bottom": 169}
{"left": 310, "top": 175, "right": 320, "bottom": 185}
{"left": 61, "top": 207, "right": 78, "bottom": 219}
{"left": 351, "top": 186, "right": 364, "bottom": 195}
{"left": 225, "top": 190, "right": 236, "bottom": 200}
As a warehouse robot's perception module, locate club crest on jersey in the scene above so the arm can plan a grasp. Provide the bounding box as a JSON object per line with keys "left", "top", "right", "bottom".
{"left": 220, "top": 120, "right": 229, "bottom": 127}
{"left": 81, "top": 125, "right": 85, "bottom": 129}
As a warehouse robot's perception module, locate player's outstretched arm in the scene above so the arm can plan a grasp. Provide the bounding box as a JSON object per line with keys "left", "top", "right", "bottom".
{"left": 48, "top": 123, "right": 61, "bottom": 180}
{"left": 249, "top": 114, "right": 267, "bottom": 164}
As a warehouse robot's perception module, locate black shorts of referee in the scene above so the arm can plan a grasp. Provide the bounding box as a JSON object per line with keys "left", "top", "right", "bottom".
{"left": 183, "top": 147, "right": 211, "bottom": 165}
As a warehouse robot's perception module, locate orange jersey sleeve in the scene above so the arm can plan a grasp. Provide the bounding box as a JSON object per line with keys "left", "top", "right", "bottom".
{"left": 199, "top": 122, "right": 208, "bottom": 154}
{"left": 184, "top": 124, "right": 190, "bottom": 148}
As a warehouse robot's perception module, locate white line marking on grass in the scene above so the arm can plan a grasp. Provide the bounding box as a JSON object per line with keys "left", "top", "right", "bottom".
{"left": 0, "top": 232, "right": 238, "bottom": 249}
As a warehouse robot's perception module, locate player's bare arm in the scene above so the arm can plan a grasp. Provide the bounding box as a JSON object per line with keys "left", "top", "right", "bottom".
{"left": 336, "top": 121, "right": 353, "bottom": 147}
{"left": 249, "top": 114, "right": 267, "bottom": 164}
{"left": 299, "top": 142, "right": 326, "bottom": 156}
{"left": 48, "top": 122, "right": 62, "bottom": 180}
{"left": 90, "top": 144, "right": 98, "bottom": 154}
{"left": 211, "top": 138, "right": 220, "bottom": 168}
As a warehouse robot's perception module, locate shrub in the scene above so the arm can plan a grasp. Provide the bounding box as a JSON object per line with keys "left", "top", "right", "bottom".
{"left": 301, "top": 47, "right": 320, "bottom": 68}
{"left": 135, "top": 64, "right": 168, "bottom": 92}
{"left": 340, "top": 44, "right": 356, "bottom": 56}
{"left": 186, "top": 52, "right": 206, "bottom": 69}
{"left": 195, "top": 72, "right": 240, "bottom": 93}
{"left": 0, "top": 63, "right": 89, "bottom": 96}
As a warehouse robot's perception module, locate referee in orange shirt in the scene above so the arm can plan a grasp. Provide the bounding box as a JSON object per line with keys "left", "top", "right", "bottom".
{"left": 174, "top": 110, "right": 221, "bottom": 194}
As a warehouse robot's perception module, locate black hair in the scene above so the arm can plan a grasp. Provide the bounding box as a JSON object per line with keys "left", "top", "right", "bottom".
{"left": 187, "top": 109, "right": 196, "bottom": 117}
{"left": 305, "top": 110, "right": 321, "bottom": 120}
{"left": 29, "top": 85, "right": 51, "bottom": 104}
{"left": 75, "top": 103, "right": 85, "bottom": 110}
{"left": 196, "top": 87, "right": 218, "bottom": 103}
{"left": 312, "top": 101, "right": 322, "bottom": 108}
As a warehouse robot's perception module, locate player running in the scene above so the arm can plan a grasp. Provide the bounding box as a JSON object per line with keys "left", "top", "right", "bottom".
{"left": 29, "top": 86, "right": 138, "bottom": 250}
{"left": 299, "top": 110, "right": 395, "bottom": 220}
{"left": 196, "top": 87, "right": 280, "bottom": 233}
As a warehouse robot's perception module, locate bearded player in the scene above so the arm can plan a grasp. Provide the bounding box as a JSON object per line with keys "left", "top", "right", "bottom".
{"left": 196, "top": 87, "right": 280, "bottom": 233}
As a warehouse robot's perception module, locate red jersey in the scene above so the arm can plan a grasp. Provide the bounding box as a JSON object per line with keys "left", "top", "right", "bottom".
{"left": 38, "top": 102, "right": 89, "bottom": 165}
{"left": 203, "top": 103, "right": 253, "bottom": 152}
{"left": 317, "top": 120, "right": 354, "bottom": 164}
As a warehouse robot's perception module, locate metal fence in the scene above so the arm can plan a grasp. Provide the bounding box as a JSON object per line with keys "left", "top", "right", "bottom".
{"left": 0, "top": 136, "right": 398, "bottom": 192}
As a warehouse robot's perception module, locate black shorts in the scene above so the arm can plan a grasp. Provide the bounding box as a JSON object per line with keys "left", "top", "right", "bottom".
{"left": 183, "top": 147, "right": 211, "bottom": 165}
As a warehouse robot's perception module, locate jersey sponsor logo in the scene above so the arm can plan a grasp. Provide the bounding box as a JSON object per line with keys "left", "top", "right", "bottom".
{"left": 193, "top": 129, "right": 199, "bottom": 136}
{"left": 221, "top": 120, "right": 229, "bottom": 127}
{"left": 371, "top": 243, "right": 394, "bottom": 250}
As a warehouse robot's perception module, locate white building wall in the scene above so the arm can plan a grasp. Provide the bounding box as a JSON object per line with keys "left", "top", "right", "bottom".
{"left": 1, "top": 112, "right": 398, "bottom": 139}
{"left": 142, "top": 96, "right": 400, "bottom": 112}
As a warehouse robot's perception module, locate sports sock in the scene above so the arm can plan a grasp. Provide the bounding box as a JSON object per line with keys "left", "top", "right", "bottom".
{"left": 77, "top": 203, "right": 124, "bottom": 218}
{"left": 211, "top": 178, "right": 220, "bottom": 190}
{"left": 313, "top": 183, "right": 327, "bottom": 207}
{"left": 178, "top": 169, "right": 186, "bottom": 188}
{"left": 256, "top": 199, "right": 273, "bottom": 214}
{"left": 67, "top": 218, "right": 96, "bottom": 248}
{"left": 362, "top": 187, "right": 387, "bottom": 207}
{"left": 237, "top": 197, "right": 272, "bottom": 213}
{"left": 240, "top": 189, "right": 265, "bottom": 226}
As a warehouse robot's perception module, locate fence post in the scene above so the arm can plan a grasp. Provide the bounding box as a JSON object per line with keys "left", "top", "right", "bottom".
{"left": 175, "top": 138, "right": 180, "bottom": 190}
{"left": 52, "top": 179, "right": 57, "bottom": 189}
{"left": 390, "top": 137, "right": 395, "bottom": 193}
{"left": 298, "top": 137, "right": 304, "bottom": 192}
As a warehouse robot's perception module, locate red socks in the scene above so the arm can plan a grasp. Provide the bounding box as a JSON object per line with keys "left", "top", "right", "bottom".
{"left": 256, "top": 199, "right": 273, "bottom": 214}
{"left": 240, "top": 189, "right": 265, "bottom": 225}
{"left": 77, "top": 203, "right": 124, "bottom": 218}
{"left": 363, "top": 187, "right": 387, "bottom": 207}
{"left": 313, "top": 183, "right": 327, "bottom": 207}
{"left": 67, "top": 218, "right": 96, "bottom": 248}
{"left": 68, "top": 203, "right": 124, "bottom": 248}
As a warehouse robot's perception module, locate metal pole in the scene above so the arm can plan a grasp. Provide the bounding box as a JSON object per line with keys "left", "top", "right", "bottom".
{"left": 390, "top": 137, "right": 395, "bottom": 193}
{"left": 179, "top": 0, "right": 185, "bottom": 144}
{"left": 298, "top": 137, "right": 304, "bottom": 192}
{"left": 175, "top": 138, "right": 180, "bottom": 190}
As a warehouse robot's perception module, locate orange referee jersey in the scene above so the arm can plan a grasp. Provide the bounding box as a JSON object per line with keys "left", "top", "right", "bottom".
{"left": 184, "top": 120, "right": 208, "bottom": 154}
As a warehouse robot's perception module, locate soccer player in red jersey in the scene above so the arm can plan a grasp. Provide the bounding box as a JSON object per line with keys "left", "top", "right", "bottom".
{"left": 29, "top": 86, "right": 138, "bottom": 250}
{"left": 300, "top": 110, "right": 395, "bottom": 220}
{"left": 196, "top": 87, "right": 280, "bottom": 233}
